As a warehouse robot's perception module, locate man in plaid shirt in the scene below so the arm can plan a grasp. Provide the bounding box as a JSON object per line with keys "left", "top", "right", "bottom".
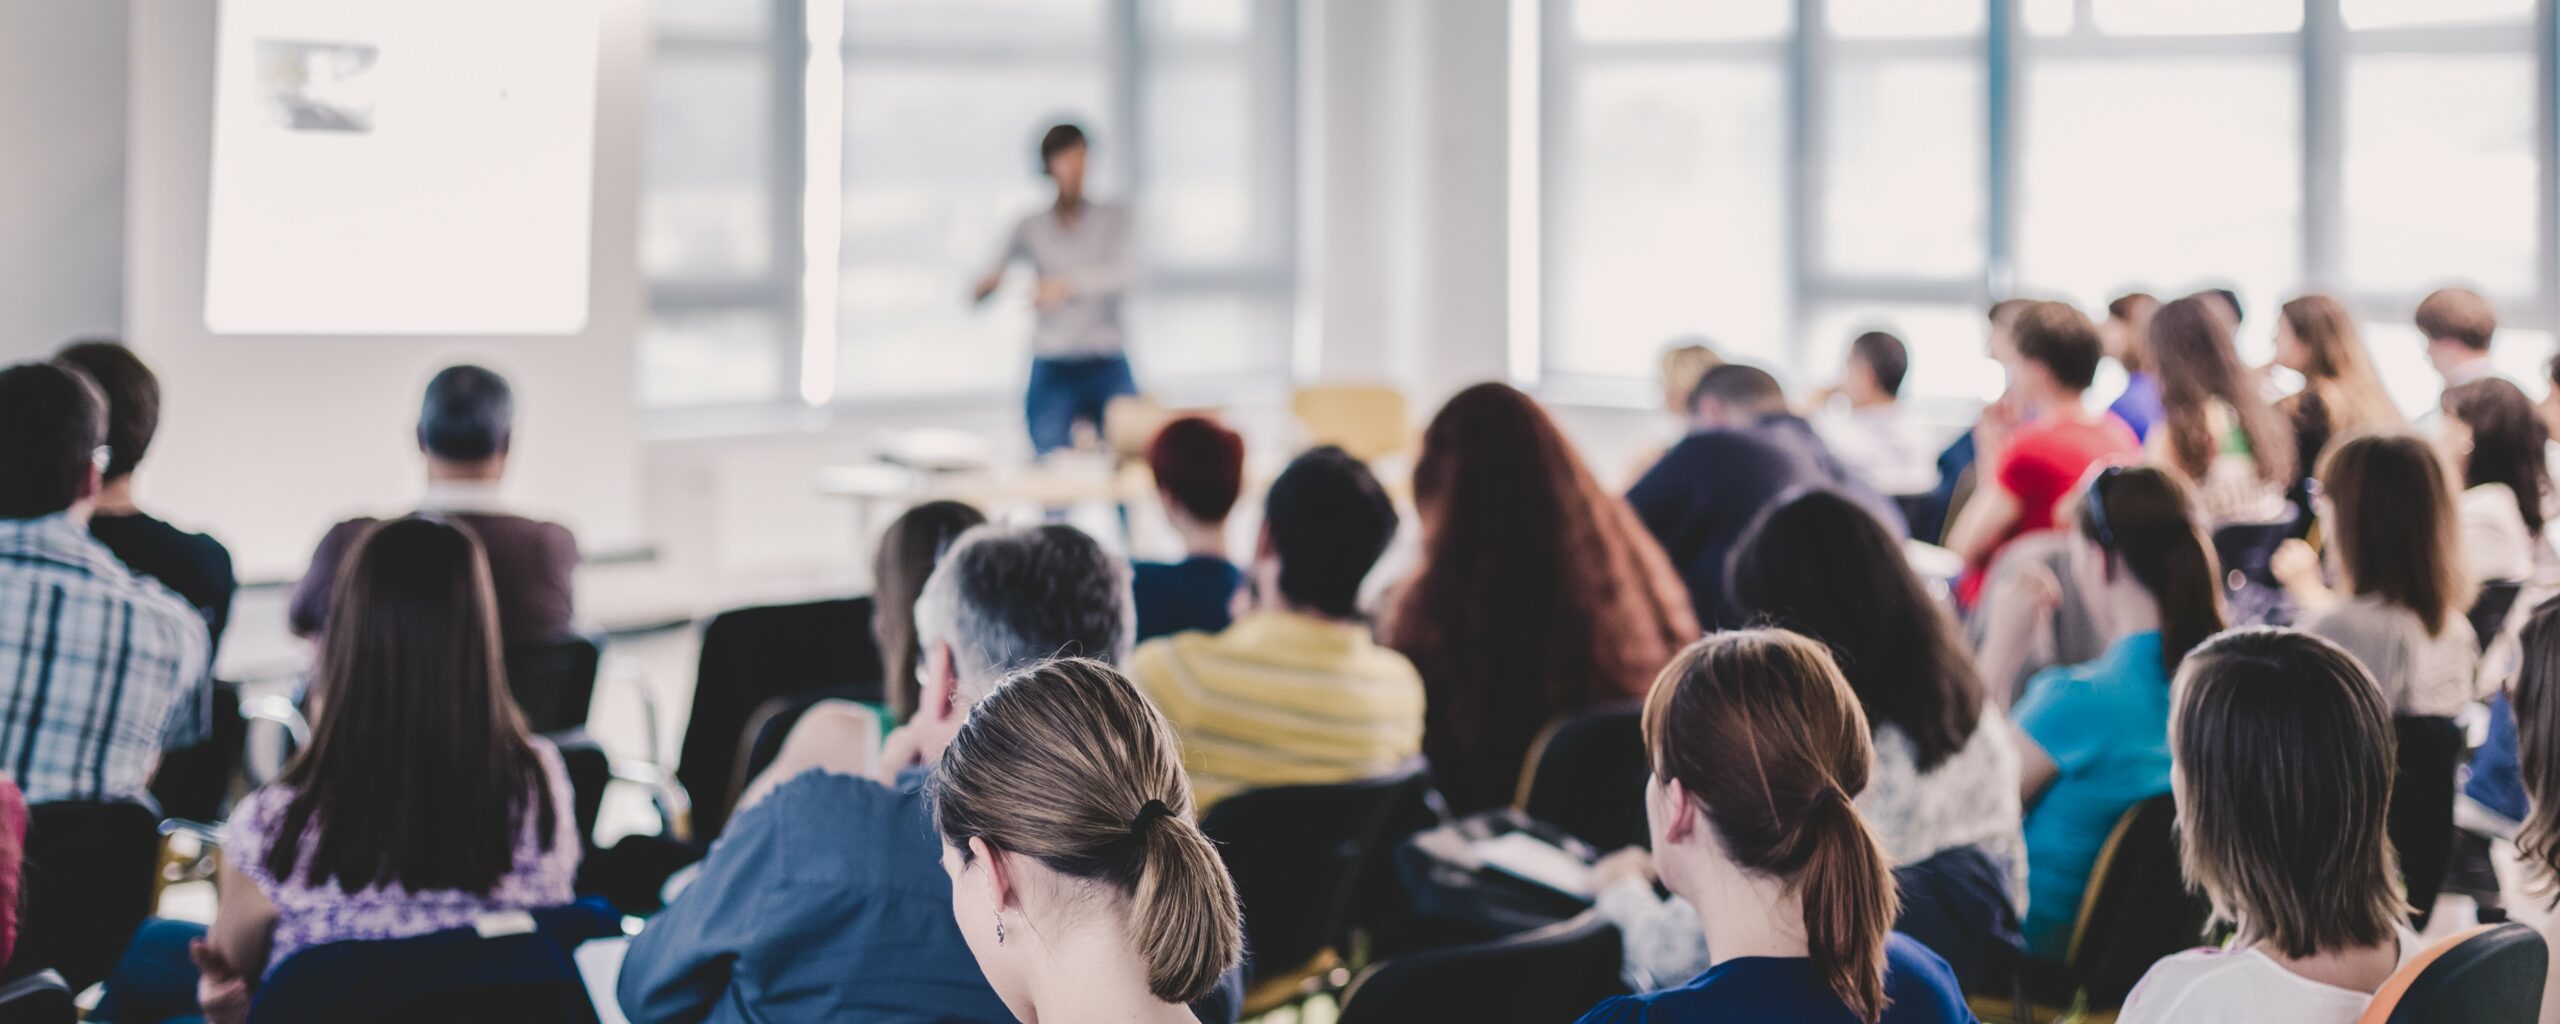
{"left": 0, "top": 362, "right": 209, "bottom": 806}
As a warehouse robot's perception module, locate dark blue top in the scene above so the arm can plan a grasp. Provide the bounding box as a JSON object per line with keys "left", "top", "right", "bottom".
{"left": 1132, "top": 555, "right": 1242, "bottom": 642}
{"left": 2107, "top": 372, "right": 2163, "bottom": 443}
{"left": 617, "top": 768, "right": 1013, "bottom": 1024}
{"left": 1627, "top": 415, "right": 1905, "bottom": 629}
{"left": 1576, "top": 933, "right": 1975, "bottom": 1024}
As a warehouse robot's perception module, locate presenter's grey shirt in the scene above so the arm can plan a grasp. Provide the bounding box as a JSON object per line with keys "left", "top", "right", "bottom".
{"left": 1002, "top": 201, "right": 1133, "bottom": 358}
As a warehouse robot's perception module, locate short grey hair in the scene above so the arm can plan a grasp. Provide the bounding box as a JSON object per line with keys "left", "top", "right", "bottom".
{"left": 912, "top": 523, "right": 1133, "bottom": 703}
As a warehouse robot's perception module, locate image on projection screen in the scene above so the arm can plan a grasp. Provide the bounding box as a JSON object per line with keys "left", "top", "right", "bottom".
{"left": 204, "top": 0, "right": 602, "bottom": 335}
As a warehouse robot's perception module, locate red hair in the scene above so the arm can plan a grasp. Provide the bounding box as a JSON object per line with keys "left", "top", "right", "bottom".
{"left": 1146, "top": 416, "right": 1246, "bottom": 523}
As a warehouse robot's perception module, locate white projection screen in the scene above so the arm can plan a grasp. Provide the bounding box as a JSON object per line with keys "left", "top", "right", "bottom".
{"left": 203, "top": 0, "right": 602, "bottom": 335}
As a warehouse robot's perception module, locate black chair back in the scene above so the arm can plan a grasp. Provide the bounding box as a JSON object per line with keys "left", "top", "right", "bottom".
{"left": 2067, "top": 793, "right": 2210, "bottom": 1009}
{"left": 676, "top": 597, "right": 880, "bottom": 840}
{"left": 507, "top": 634, "right": 603, "bottom": 735}
{"left": 9, "top": 801, "right": 159, "bottom": 990}
{"left": 149, "top": 680, "right": 244, "bottom": 823}
{"left": 246, "top": 900, "right": 621, "bottom": 1024}
{"left": 729, "top": 685, "right": 877, "bottom": 813}
{"left": 2391, "top": 715, "right": 2464, "bottom": 929}
{"left": 2471, "top": 581, "right": 2527, "bottom": 654}
{"left": 2379, "top": 923, "right": 2549, "bottom": 1023}
{"left": 544, "top": 730, "right": 611, "bottom": 853}
{"left": 1517, "top": 704, "right": 1648, "bottom": 852}
{"left": 0, "top": 969, "right": 72, "bottom": 1024}
{"left": 1201, "top": 767, "right": 1428, "bottom": 985}
{"left": 1333, "top": 911, "right": 1626, "bottom": 1024}
{"left": 2211, "top": 511, "right": 2298, "bottom": 625}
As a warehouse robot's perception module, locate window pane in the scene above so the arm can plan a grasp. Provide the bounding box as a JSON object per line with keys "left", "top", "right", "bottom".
{"left": 2342, "top": 0, "right": 2534, "bottom": 29}
{"left": 845, "top": 0, "right": 1108, "bottom": 48}
{"left": 1803, "top": 304, "right": 2005, "bottom": 404}
{"left": 2360, "top": 324, "right": 2560, "bottom": 416}
{"left": 1145, "top": 0, "right": 1251, "bottom": 39}
{"left": 1127, "top": 290, "right": 1291, "bottom": 380}
{"left": 2018, "top": 59, "right": 2300, "bottom": 318}
{"left": 657, "top": 0, "right": 771, "bottom": 38}
{"left": 1572, "top": 0, "right": 1792, "bottom": 42}
{"left": 2091, "top": 0, "right": 2300, "bottom": 34}
{"left": 641, "top": 309, "right": 791, "bottom": 406}
{"left": 1142, "top": 61, "right": 1272, "bottom": 265}
{"left": 1828, "top": 0, "right": 1983, "bottom": 39}
{"left": 1550, "top": 62, "right": 1788, "bottom": 378}
{"left": 2022, "top": 0, "right": 2075, "bottom": 35}
{"left": 644, "top": 55, "right": 773, "bottom": 280}
{"left": 1821, "top": 59, "right": 1984, "bottom": 277}
{"left": 2343, "top": 55, "right": 2538, "bottom": 298}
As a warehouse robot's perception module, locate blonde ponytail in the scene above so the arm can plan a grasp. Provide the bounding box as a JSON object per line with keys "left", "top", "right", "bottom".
{"left": 1131, "top": 809, "right": 1244, "bottom": 1002}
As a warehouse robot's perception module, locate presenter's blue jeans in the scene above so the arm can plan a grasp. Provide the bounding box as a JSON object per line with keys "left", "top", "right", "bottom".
{"left": 1027, "top": 354, "right": 1137, "bottom": 455}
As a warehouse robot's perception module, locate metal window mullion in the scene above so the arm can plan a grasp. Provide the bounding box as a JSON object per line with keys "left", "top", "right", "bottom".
{"left": 773, "top": 0, "right": 812, "bottom": 403}
{"left": 2540, "top": 0, "right": 2559, "bottom": 326}
{"left": 1988, "top": 0, "right": 2018, "bottom": 297}
{"left": 2305, "top": 0, "right": 2345, "bottom": 291}
{"left": 1540, "top": 0, "right": 1573, "bottom": 381}
{"left": 1115, "top": 0, "right": 1144, "bottom": 201}
{"left": 1789, "top": 0, "right": 1820, "bottom": 384}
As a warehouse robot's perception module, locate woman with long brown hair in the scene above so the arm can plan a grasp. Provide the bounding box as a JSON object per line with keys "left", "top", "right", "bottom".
{"left": 2272, "top": 433, "right": 2478, "bottom": 716}
{"left": 2271, "top": 294, "right": 2403, "bottom": 478}
{"left": 2443, "top": 377, "right": 2553, "bottom": 587}
{"left": 1574, "top": 630, "right": 1971, "bottom": 1024}
{"left": 2502, "top": 597, "right": 2560, "bottom": 1023}
{"left": 2147, "top": 293, "right": 2297, "bottom": 524}
{"left": 1382, "top": 382, "right": 1699, "bottom": 815}
{"left": 96, "top": 516, "right": 576, "bottom": 1023}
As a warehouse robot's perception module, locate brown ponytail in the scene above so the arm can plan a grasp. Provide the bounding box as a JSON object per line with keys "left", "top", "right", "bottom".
{"left": 930, "top": 658, "right": 1245, "bottom": 1004}
{"left": 2077, "top": 465, "right": 2227, "bottom": 674}
{"left": 1645, "top": 630, "right": 1900, "bottom": 1022}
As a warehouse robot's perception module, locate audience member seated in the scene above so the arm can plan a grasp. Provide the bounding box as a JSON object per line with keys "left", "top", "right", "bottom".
{"left": 2101, "top": 292, "right": 2162, "bottom": 443}
{"left": 289, "top": 365, "right": 578, "bottom": 647}
{"left": 2419, "top": 286, "right": 2503, "bottom": 398}
{"left": 1133, "top": 416, "right": 1246, "bottom": 642}
{"left": 0, "top": 362, "right": 209, "bottom": 805}
{"left": 1592, "top": 490, "right": 2025, "bottom": 986}
{"left": 1985, "top": 465, "right": 2224, "bottom": 960}
{"left": 2501, "top": 597, "right": 2560, "bottom": 1024}
{"left": 1131, "top": 447, "right": 1420, "bottom": 808}
{"left": 1385, "top": 384, "right": 1697, "bottom": 816}
{"left": 57, "top": 340, "right": 237, "bottom": 657}
{"left": 1629, "top": 364, "right": 1899, "bottom": 628}
{"left": 1573, "top": 630, "right": 1973, "bottom": 1024}
{"left": 1945, "top": 302, "right": 2140, "bottom": 607}
{"left": 2272, "top": 433, "right": 2478, "bottom": 716}
{"left": 931, "top": 658, "right": 1244, "bottom": 1023}
{"left": 92, "top": 517, "right": 577, "bottom": 1024}
{"left": 1811, "top": 331, "right": 1942, "bottom": 498}
{"left": 2119, "top": 630, "right": 2418, "bottom": 1023}
{"left": 2443, "top": 378, "right": 2554, "bottom": 589}
{"left": 2272, "top": 296, "right": 2403, "bottom": 486}
{"left": 619, "top": 524, "right": 1126, "bottom": 1024}
{"left": 1917, "top": 299, "right": 2033, "bottom": 544}
{"left": 2145, "top": 294, "right": 2296, "bottom": 525}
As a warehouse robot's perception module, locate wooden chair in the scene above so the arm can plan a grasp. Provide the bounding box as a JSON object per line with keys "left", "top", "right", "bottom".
{"left": 1291, "top": 385, "right": 1410, "bottom": 463}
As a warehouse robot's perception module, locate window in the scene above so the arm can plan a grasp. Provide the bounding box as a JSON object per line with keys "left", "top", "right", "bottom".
{"left": 640, "top": 0, "right": 1297, "bottom": 412}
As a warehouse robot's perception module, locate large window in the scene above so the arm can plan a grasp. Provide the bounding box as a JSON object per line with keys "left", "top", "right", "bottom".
{"left": 1538, "top": 0, "right": 2560, "bottom": 412}
{"left": 641, "top": 0, "right": 1297, "bottom": 411}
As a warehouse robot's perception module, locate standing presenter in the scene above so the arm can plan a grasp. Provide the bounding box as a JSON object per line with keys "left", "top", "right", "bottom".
{"left": 973, "top": 122, "right": 1137, "bottom": 456}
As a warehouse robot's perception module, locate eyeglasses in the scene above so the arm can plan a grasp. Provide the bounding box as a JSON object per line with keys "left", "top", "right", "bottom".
{"left": 2085, "top": 463, "right": 2127, "bottom": 549}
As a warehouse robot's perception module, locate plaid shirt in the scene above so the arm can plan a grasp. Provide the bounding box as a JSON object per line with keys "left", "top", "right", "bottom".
{"left": 0, "top": 514, "right": 210, "bottom": 804}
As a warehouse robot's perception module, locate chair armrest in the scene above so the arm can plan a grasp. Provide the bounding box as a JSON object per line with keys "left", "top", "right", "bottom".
{"left": 239, "top": 694, "right": 311, "bottom": 748}
{"left": 609, "top": 759, "right": 694, "bottom": 844}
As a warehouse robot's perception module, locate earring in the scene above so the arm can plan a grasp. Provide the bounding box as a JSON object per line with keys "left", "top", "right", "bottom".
{"left": 995, "top": 913, "right": 1006, "bottom": 946}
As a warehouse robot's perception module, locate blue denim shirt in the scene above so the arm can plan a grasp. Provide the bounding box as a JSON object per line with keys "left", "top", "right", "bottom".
{"left": 618, "top": 767, "right": 1010, "bottom": 1024}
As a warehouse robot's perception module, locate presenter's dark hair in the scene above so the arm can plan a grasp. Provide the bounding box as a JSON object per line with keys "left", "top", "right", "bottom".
{"left": 266, "top": 516, "right": 560, "bottom": 895}
{"left": 54, "top": 339, "right": 158, "bottom": 481}
{"left": 1039, "top": 122, "right": 1087, "bottom": 175}
{"left": 1262, "top": 446, "right": 1396, "bottom": 619}
{"left": 417, "top": 365, "right": 514, "bottom": 462}
{"left": 0, "top": 362, "right": 106, "bottom": 519}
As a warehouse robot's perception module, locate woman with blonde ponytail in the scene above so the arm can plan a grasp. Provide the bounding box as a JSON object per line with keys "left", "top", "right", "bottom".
{"left": 930, "top": 658, "right": 1243, "bottom": 1023}
{"left": 1575, "top": 630, "right": 1972, "bottom": 1024}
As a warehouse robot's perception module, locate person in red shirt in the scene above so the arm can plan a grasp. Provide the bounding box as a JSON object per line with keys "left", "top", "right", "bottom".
{"left": 1947, "top": 301, "right": 2140, "bottom": 606}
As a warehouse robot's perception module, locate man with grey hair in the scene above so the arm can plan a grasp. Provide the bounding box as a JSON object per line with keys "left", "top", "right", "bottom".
{"left": 621, "top": 523, "right": 1144, "bottom": 1024}
{"left": 288, "top": 364, "right": 579, "bottom": 646}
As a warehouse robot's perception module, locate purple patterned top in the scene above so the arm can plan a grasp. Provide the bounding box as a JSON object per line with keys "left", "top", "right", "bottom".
{"left": 222, "top": 739, "right": 581, "bottom": 975}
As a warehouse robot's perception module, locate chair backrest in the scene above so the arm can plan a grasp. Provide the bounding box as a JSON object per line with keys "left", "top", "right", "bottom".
{"left": 9, "top": 801, "right": 159, "bottom": 990}
{"left": 2210, "top": 510, "right": 2297, "bottom": 596}
{"left": 149, "top": 679, "right": 245, "bottom": 823}
{"left": 247, "top": 900, "right": 621, "bottom": 1024}
{"left": 1291, "top": 385, "right": 1410, "bottom": 463}
{"left": 2471, "top": 581, "right": 2526, "bottom": 655}
{"left": 543, "top": 730, "right": 611, "bottom": 853}
{"left": 506, "top": 634, "right": 603, "bottom": 735}
{"left": 1334, "top": 911, "right": 1627, "bottom": 1024}
{"left": 1516, "top": 704, "right": 1649, "bottom": 852}
{"left": 0, "top": 969, "right": 73, "bottom": 1024}
{"left": 677, "top": 596, "right": 880, "bottom": 840}
{"left": 728, "top": 686, "right": 882, "bottom": 814}
{"left": 2066, "top": 792, "right": 2211, "bottom": 1009}
{"left": 2361, "top": 922, "right": 2549, "bottom": 1024}
{"left": 2388, "top": 715, "right": 2464, "bottom": 929}
{"left": 1201, "top": 767, "right": 1429, "bottom": 984}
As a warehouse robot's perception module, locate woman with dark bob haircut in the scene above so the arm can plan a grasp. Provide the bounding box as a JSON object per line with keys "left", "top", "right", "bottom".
{"left": 2119, "top": 629, "right": 2414, "bottom": 1023}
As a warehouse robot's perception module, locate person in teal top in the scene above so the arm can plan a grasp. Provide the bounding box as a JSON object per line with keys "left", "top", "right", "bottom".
{"left": 1979, "top": 464, "right": 2227, "bottom": 960}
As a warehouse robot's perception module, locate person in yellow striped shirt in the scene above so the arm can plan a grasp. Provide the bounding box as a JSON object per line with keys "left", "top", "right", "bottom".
{"left": 1130, "top": 447, "right": 1424, "bottom": 807}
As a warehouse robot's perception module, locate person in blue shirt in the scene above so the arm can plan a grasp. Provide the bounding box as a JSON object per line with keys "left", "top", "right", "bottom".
{"left": 1132, "top": 416, "right": 1245, "bottom": 642}
{"left": 2100, "top": 293, "right": 2163, "bottom": 443}
{"left": 1978, "top": 465, "right": 2226, "bottom": 960}
{"left": 1574, "top": 629, "right": 1973, "bottom": 1024}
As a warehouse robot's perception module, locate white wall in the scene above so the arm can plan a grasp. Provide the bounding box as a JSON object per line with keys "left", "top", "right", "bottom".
{"left": 125, "top": 0, "right": 651, "bottom": 581}
{"left": 0, "top": 0, "right": 127, "bottom": 362}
